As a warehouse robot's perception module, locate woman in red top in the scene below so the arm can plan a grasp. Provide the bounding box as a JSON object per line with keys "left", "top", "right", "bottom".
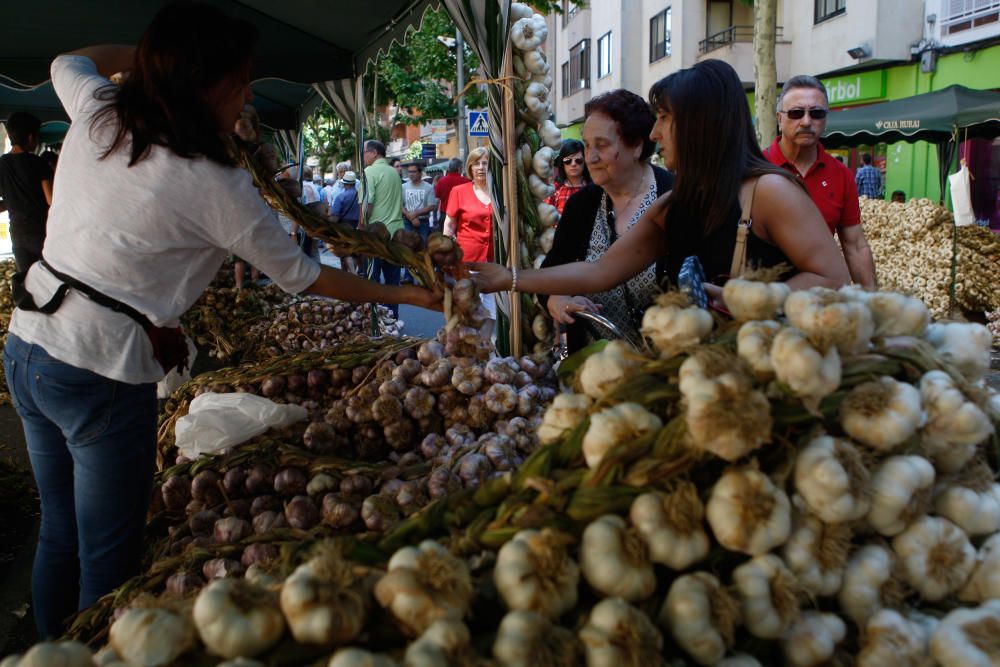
{"left": 444, "top": 147, "right": 493, "bottom": 263}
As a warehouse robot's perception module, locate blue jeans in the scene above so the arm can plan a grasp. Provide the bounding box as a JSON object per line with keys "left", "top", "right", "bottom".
{"left": 404, "top": 218, "right": 431, "bottom": 245}
{"left": 3, "top": 334, "right": 157, "bottom": 638}
{"left": 369, "top": 258, "right": 401, "bottom": 318}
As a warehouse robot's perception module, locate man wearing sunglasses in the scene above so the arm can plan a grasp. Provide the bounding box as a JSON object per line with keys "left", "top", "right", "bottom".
{"left": 763, "top": 75, "right": 876, "bottom": 289}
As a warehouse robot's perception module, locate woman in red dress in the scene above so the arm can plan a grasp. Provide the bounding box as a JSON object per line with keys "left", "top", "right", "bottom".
{"left": 443, "top": 147, "right": 495, "bottom": 318}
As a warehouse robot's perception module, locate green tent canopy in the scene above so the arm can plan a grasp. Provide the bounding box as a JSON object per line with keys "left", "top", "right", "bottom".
{"left": 823, "top": 85, "right": 1000, "bottom": 146}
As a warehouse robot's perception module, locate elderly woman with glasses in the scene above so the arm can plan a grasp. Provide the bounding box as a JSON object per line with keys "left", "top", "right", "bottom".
{"left": 545, "top": 138, "right": 591, "bottom": 215}
{"left": 535, "top": 89, "right": 674, "bottom": 352}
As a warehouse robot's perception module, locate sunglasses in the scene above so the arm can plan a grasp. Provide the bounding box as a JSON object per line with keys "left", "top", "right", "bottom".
{"left": 562, "top": 157, "right": 584, "bottom": 165}
{"left": 780, "top": 107, "right": 828, "bottom": 120}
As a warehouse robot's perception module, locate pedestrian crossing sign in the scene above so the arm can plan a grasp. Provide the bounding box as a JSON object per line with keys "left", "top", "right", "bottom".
{"left": 468, "top": 110, "right": 489, "bottom": 136}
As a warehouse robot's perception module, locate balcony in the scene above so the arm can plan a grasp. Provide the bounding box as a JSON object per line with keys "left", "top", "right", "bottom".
{"left": 698, "top": 25, "right": 785, "bottom": 54}
{"left": 696, "top": 25, "right": 791, "bottom": 84}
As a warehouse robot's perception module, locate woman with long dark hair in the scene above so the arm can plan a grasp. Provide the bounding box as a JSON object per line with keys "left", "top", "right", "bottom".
{"left": 545, "top": 138, "right": 590, "bottom": 215}
{"left": 470, "top": 60, "right": 849, "bottom": 304}
{"left": 4, "top": 2, "right": 436, "bottom": 637}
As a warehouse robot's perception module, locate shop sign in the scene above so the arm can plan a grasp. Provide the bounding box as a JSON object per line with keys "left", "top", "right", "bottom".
{"left": 822, "top": 70, "right": 886, "bottom": 106}
{"left": 875, "top": 119, "right": 921, "bottom": 130}
{"left": 429, "top": 119, "right": 449, "bottom": 145}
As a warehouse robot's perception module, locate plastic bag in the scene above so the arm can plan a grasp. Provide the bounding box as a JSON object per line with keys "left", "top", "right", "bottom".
{"left": 175, "top": 392, "right": 308, "bottom": 459}
{"left": 949, "top": 163, "right": 975, "bottom": 227}
{"left": 156, "top": 335, "right": 198, "bottom": 399}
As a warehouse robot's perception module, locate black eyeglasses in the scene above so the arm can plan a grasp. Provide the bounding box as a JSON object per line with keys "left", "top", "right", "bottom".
{"left": 780, "top": 107, "right": 828, "bottom": 120}
{"left": 562, "top": 157, "right": 584, "bottom": 165}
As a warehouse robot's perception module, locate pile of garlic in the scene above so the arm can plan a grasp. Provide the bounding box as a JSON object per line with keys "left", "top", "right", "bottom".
{"left": 510, "top": 2, "right": 561, "bottom": 352}
{"left": 860, "top": 197, "right": 1000, "bottom": 318}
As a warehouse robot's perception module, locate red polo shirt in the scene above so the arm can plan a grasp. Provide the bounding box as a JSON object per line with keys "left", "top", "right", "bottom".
{"left": 763, "top": 138, "right": 861, "bottom": 234}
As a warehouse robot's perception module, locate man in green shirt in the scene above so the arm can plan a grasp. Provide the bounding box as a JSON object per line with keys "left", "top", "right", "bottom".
{"left": 358, "top": 140, "right": 404, "bottom": 316}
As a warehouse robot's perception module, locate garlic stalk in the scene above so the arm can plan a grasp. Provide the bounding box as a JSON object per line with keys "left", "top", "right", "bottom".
{"left": 193, "top": 578, "right": 285, "bottom": 658}
{"left": 578, "top": 597, "right": 664, "bottom": 667}
{"left": 580, "top": 514, "right": 656, "bottom": 602}
{"left": 892, "top": 515, "right": 975, "bottom": 602}
{"left": 840, "top": 376, "right": 925, "bottom": 452}
{"left": 581, "top": 402, "right": 661, "bottom": 469}
{"left": 706, "top": 467, "right": 791, "bottom": 555}
{"left": 793, "top": 435, "right": 871, "bottom": 523}
{"left": 279, "top": 544, "right": 371, "bottom": 645}
{"left": 839, "top": 544, "right": 904, "bottom": 626}
{"left": 492, "top": 610, "right": 583, "bottom": 667}
{"left": 679, "top": 350, "right": 772, "bottom": 462}
{"left": 732, "top": 554, "right": 802, "bottom": 639}
{"left": 781, "top": 611, "right": 846, "bottom": 667}
{"left": 929, "top": 601, "right": 1000, "bottom": 667}
{"left": 782, "top": 513, "right": 851, "bottom": 596}
{"left": 770, "top": 327, "right": 842, "bottom": 412}
{"left": 493, "top": 528, "right": 579, "bottom": 618}
{"left": 858, "top": 609, "right": 935, "bottom": 667}
{"left": 374, "top": 540, "right": 473, "bottom": 636}
{"left": 659, "top": 572, "right": 739, "bottom": 666}
{"left": 629, "top": 483, "right": 710, "bottom": 570}
{"left": 867, "top": 454, "right": 936, "bottom": 536}
{"left": 920, "top": 370, "right": 993, "bottom": 473}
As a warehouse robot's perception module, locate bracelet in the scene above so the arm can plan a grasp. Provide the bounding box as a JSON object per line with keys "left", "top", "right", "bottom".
{"left": 510, "top": 266, "right": 518, "bottom": 293}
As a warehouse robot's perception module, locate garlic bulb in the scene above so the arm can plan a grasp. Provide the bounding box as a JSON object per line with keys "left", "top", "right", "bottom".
{"left": 867, "top": 455, "right": 936, "bottom": 536}
{"left": 528, "top": 173, "right": 555, "bottom": 201}
{"left": 784, "top": 286, "right": 874, "bottom": 354}
{"left": 782, "top": 513, "right": 850, "bottom": 596}
{"left": 854, "top": 290, "right": 930, "bottom": 338}
{"left": 403, "top": 619, "right": 473, "bottom": 667}
{"left": 539, "top": 119, "right": 562, "bottom": 149}
{"left": 280, "top": 546, "right": 370, "bottom": 645}
{"left": 679, "top": 351, "right": 772, "bottom": 462}
{"left": 522, "top": 49, "right": 549, "bottom": 76}
{"left": 840, "top": 377, "right": 925, "bottom": 452}
{"left": 920, "top": 370, "right": 993, "bottom": 473}
{"left": 327, "top": 648, "right": 398, "bottom": 667}
{"left": 722, "top": 278, "right": 789, "bottom": 321}
{"left": 510, "top": 2, "right": 534, "bottom": 23}
{"left": 733, "top": 554, "right": 801, "bottom": 639}
{"left": 929, "top": 601, "right": 1000, "bottom": 667}
{"left": 659, "top": 572, "right": 739, "bottom": 666}
{"left": 716, "top": 656, "right": 763, "bottom": 667}
{"left": 706, "top": 467, "right": 791, "bottom": 555}
{"left": 839, "top": 544, "right": 902, "bottom": 626}
{"left": 959, "top": 532, "right": 1000, "bottom": 603}
{"left": 217, "top": 659, "right": 266, "bottom": 667}
{"left": 581, "top": 402, "right": 661, "bottom": 469}
{"left": 537, "top": 202, "right": 559, "bottom": 228}
{"left": 0, "top": 641, "right": 94, "bottom": 667}
{"left": 629, "top": 483, "right": 709, "bottom": 570}
{"left": 532, "top": 146, "right": 554, "bottom": 180}
{"left": 580, "top": 514, "right": 656, "bottom": 601}
{"left": 578, "top": 340, "right": 640, "bottom": 399}
{"left": 770, "top": 327, "right": 842, "bottom": 412}
{"left": 736, "top": 320, "right": 782, "bottom": 381}
{"left": 578, "top": 597, "right": 663, "bottom": 667}
{"left": 537, "top": 393, "right": 592, "bottom": 444}
{"left": 374, "top": 540, "right": 473, "bottom": 636}
{"left": 492, "top": 610, "right": 583, "bottom": 667}
{"left": 510, "top": 15, "right": 548, "bottom": 51}
{"left": 858, "top": 609, "right": 934, "bottom": 667}
{"left": 109, "top": 607, "right": 196, "bottom": 667}
{"left": 924, "top": 321, "right": 992, "bottom": 381}
{"left": 493, "top": 528, "right": 579, "bottom": 618}
{"left": 640, "top": 298, "right": 713, "bottom": 359}
{"left": 934, "top": 459, "right": 1000, "bottom": 536}
{"left": 781, "top": 611, "right": 846, "bottom": 667}
{"left": 193, "top": 578, "right": 284, "bottom": 658}
{"left": 794, "top": 435, "right": 871, "bottom": 523}
{"left": 892, "top": 515, "right": 975, "bottom": 601}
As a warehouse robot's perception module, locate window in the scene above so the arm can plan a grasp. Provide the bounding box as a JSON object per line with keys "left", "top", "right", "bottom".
{"left": 562, "top": 0, "right": 579, "bottom": 27}
{"left": 565, "top": 39, "right": 590, "bottom": 95}
{"left": 597, "top": 31, "right": 613, "bottom": 78}
{"left": 941, "top": 0, "right": 1000, "bottom": 34}
{"left": 814, "top": 0, "right": 846, "bottom": 24}
{"left": 650, "top": 8, "right": 672, "bottom": 62}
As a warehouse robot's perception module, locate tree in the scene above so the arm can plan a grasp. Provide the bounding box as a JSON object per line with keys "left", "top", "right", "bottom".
{"left": 752, "top": 0, "right": 778, "bottom": 148}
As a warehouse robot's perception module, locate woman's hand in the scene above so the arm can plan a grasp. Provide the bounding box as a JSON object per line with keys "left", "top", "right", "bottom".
{"left": 704, "top": 282, "right": 724, "bottom": 307}
{"left": 466, "top": 262, "right": 512, "bottom": 293}
{"left": 547, "top": 295, "right": 601, "bottom": 325}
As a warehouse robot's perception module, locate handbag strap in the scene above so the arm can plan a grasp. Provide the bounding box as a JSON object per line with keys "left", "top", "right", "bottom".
{"left": 730, "top": 177, "right": 761, "bottom": 278}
